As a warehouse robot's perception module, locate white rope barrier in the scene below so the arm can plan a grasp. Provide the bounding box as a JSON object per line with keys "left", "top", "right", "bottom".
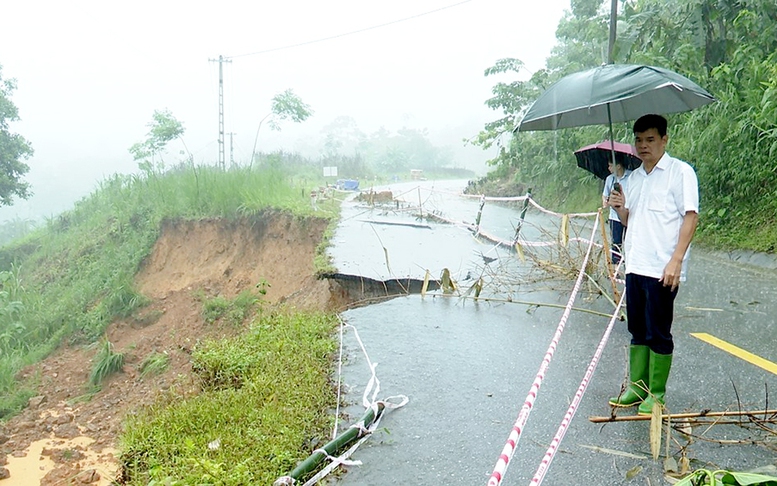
{"left": 417, "top": 186, "right": 532, "bottom": 202}
{"left": 525, "top": 197, "right": 599, "bottom": 218}
{"left": 299, "top": 317, "right": 408, "bottom": 485}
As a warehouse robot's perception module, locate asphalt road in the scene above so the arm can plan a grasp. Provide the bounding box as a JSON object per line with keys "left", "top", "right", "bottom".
{"left": 328, "top": 181, "right": 777, "bottom": 486}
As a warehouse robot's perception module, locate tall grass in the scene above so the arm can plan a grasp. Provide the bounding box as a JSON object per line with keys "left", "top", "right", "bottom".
{"left": 89, "top": 339, "right": 125, "bottom": 386}
{"left": 0, "top": 160, "right": 337, "bottom": 418}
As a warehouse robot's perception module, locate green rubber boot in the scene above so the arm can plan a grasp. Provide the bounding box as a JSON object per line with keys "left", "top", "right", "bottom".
{"left": 638, "top": 351, "right": 673, "bottom": 415}
{"left": 609, "top": 345, "right": 650, "bottom": 407}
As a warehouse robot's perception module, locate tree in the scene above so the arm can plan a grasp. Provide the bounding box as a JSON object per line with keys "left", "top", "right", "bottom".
{"left": 250, "top": 89, "right": 313, "bottom": 165}
{"left": 320, "top": 116, "right": 366, "bottom": 158}
{"left": 0, "top": 65, "right": 33, "bottom": 207}
{"left": 129, "top": 109, "right": 189, "bottom": 172}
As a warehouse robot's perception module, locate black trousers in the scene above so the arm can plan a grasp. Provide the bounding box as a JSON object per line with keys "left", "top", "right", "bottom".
{"left": 625, "top": 273, "right": 679, "bottom": 355}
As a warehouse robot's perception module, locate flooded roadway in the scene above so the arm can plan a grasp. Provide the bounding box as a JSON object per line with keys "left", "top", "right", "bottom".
{"left": 328, "top": 180, "right": 777, "bottom": 485}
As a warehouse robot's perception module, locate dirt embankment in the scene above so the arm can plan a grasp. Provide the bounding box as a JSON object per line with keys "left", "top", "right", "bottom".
{"left": 0, "top": 212, "right": 348, "bottom": 485}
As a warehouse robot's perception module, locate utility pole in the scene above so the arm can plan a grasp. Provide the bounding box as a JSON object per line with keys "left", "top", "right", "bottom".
{"left": 608, "top": 0, "right": 617, "bottom": 64}
{"left": 228, "top": 132, "right": 236, "bottom": 167}
{"left": 208, "top": 55, "right": 232, "bottom": 170}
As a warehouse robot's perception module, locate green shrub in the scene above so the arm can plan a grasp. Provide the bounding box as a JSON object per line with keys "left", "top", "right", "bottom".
{"left": 201, "top": 296, "right": 231, "bottom": 324}
{"left": 89, "top": 339, "right": 125, "bottom": 386}
{"left": 201, "top": 290, "right": 261, "bottom": 327}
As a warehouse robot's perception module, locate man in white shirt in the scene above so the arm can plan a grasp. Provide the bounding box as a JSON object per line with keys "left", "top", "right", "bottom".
{"left": 606, "top": 114, "right": 699, "bottom": 415}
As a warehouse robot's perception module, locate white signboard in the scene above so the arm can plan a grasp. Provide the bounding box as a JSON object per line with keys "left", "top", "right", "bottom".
{"left": 323, "top": 166, "right": 338, "bottom": 177}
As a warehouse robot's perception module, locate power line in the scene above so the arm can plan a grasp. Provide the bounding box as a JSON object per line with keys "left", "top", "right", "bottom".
{"left": 227, "top": 0, "right": 473, "bottom": 59}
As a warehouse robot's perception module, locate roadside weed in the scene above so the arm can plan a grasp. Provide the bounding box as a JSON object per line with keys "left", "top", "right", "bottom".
{"left": 201, "top": 290, "right": 261, "bottom": 327}
{"left": 674, "top": 468, "right": 777, "bottom": 485}
{"left": 139, "top": 351, "right": 170, "bottom": 379}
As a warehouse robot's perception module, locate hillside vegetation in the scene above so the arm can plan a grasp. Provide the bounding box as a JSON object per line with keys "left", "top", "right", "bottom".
{"left": 471, "top": 0, "right": 777, "bottom": 252}
{"left": 0, "top": 159, "right": 344, "bottom": 483}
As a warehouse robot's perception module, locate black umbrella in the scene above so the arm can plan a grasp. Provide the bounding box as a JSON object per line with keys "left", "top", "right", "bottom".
{"left": 574, "top": 140, "right": 641, "bottom": 180}
{"left": 518, "top": 64, "right": 715, "bottom": 132}
{"left": 516, "top": 64, "right": 715, "bottom": 169}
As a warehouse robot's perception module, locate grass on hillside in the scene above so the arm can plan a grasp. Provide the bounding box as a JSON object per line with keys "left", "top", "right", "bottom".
{"left": 119, "top": 310, "right": 340, "bottom": 485}
{"left": 200, "top": 290, "right": 263, "bottom": 327}
{"left": 0, "top": 159, "right": 338, "bottom": 418}
{"left": 89, "top": 339, "right": 125, "bottom": 387}
{"left": 139, "top": 351, "right": 170, "bottom": 379}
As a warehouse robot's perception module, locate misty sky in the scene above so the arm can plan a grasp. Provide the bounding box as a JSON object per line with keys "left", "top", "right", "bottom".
{"left": 1, "top": 0, "right": 570, "bottom": 221}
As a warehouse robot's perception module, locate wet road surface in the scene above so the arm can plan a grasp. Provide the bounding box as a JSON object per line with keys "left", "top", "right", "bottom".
{"left": 328, "top": 180, "right": 777, "bottom": 485}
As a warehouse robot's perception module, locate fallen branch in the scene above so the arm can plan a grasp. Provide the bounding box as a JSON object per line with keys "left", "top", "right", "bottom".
{"left": 443, "top": 293, "right": 619, "bottom": 319}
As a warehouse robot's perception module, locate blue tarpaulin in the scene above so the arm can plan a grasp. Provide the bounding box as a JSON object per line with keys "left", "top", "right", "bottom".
{"left": 337, "top": 179, "right": 359, "bottom": 191}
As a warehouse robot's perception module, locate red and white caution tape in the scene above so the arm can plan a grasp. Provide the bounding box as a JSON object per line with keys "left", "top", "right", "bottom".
{"left": 526, "top": 198, "right": 599, "bottom": 218}
{"left": 422, "top": 186, "right": 531, "bottom": 202}
{"left": 487, "top": 215, "right": 600, "bottom": 486}
{"left": 528, "top": 289, "right": 626, "bottom": 485}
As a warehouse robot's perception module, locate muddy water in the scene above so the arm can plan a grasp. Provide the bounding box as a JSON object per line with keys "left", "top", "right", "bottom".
{"left": 3, "top": 436, "right": 117, "bottom": 486}
{"left": 330, "top": 180, "right": 777, "bottom": 485}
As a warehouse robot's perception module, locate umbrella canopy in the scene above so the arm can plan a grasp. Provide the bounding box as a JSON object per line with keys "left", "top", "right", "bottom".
{"left": 517, "top": 64, "right": 715, "bottom": 132}
{"left": 574, "top": 140, "right": 641, "bottom": 180}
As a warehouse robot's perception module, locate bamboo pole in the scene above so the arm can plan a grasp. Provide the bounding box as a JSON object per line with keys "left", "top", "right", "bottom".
{"left": 589, "top": 409, "right": 777, "bottom": 423}
{"left": 274, "top": 404, "right": 385, "bottom": 485}
{"left": 456, "top": 294, "right": 617, "bottom": 319}
{"left": 513, "top": 189, "right": 532, "bottom": 243}
{"left": 598, "top": 208, "right": 620, "bottom": 303}
{"left": 418, "top": 187, "right": 423, "bottom": 220}
{"left": 475, "top": 195, "right": 486, "bottom": 234}
{"left": 359, "top": 219, "right": 431, "bottom": 229}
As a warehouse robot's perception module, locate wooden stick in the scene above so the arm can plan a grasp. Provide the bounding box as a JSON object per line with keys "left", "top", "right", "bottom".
{"left": 358, "top": 219, "right": 431, "bottom": 229}
{"left": 453, "top": 294, "right": 617, "bottom": 319}
{"left": 589, "top": 409, "right": 777, "bottom": 423}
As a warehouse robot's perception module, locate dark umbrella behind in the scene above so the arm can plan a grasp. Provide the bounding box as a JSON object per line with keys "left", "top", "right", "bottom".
{"left": 574, "top": 140, "right": 641, "bottom": 180}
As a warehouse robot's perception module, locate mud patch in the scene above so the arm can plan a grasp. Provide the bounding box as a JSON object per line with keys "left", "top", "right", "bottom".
{"left": 2, "top": 429, "right": 116, "bottom": 486}
{"left": 137, "top": 213, "right": 329, "bottom": 304}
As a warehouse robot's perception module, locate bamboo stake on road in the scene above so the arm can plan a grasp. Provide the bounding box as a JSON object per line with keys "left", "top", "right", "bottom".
{"left": 589, "top": 409, "right": 777, "bottom": 423}
{"left": 598, "top": 208, "right": 621, "bottom": 303}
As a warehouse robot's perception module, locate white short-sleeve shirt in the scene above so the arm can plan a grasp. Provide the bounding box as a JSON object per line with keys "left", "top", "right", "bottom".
{"left": 623, "top": 153, "right": 699, "bottom": 281}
